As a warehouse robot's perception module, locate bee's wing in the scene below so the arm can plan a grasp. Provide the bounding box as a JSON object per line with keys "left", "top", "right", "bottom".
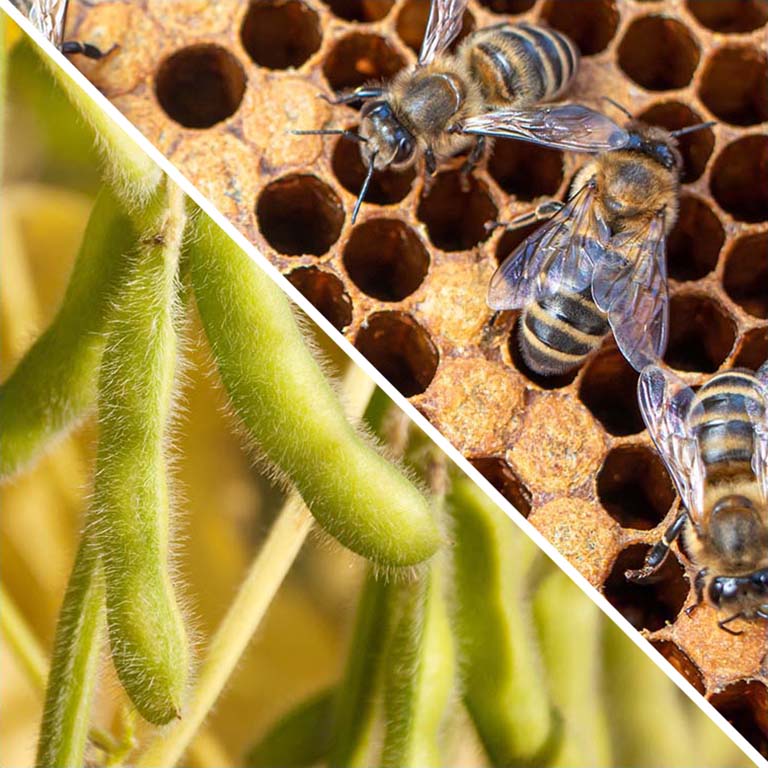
{"left": 24, "top": 0, "right": 68, "bottom": 47}
{"left": 638, "top": 365, "right": 705, "bottom": 521}
{"left": 750, "top": 360, "right": 768, "bottom": 505}
{"left": 592, "top": 212, "right": 668, "bottom": 372}
{"left": 488, "top": 181, "right": 598, "bottom": 310}
{"left": 458, "top": 104, "right": 630, "bottom": 153}
{"left": 418, "top": 0, "right": 468, "bottom": 66}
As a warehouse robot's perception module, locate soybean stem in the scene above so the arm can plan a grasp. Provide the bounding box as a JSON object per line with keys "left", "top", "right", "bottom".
{"left": 35, "top": 538, "right": 105, "bottom": 768}
{"left": 136, "top": 363, "right": 376, "bottom": 768}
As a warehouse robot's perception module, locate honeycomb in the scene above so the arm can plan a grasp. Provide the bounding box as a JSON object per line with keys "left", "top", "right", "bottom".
{"left": 66, "top": 0, "right": 768, "bottom": 753}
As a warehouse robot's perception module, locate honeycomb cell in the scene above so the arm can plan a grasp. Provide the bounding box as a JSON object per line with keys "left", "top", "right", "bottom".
{"left": 324, "top": 0, "right": 394, "bottom": 23}
{"left": 711, "top": 135, "right": 768, "bottom": 223}
{"left": 507, "top": 318, "right": 579, "bottom": 390}
{"left": 287, "top": 266, "right": 353, "bottom": 331}
{"left": 604, "top": 544, "right": 688, "bottom": 632}
{"left": 597, "top": 445, "right": 675, "bottom": 530}
{"left": 476, "top": 0, "right": 535, "bottom": 13}
{"left": 666, "top": 195, "right": 723, "bottom": 282}
{"left": 510, "top": 395, "right": 605, "bottom": 495}
{"left": 539, "top": 0, "right": 619, "bottom": 57}
{"left": 529, "top": 498, "right": 620, "bottom": 587}
{"left": 685, "top": 0, "right": 768, "bottom": 34}
{"left": 733, "top": 326, "right": 768, "bottom": 371}
{"left": 637, "top": 101, "right": 714, "bottom": 183}
{"left": 323, "top": 33, "right": 405, "bottom": 93}
{"left": 618, "top": 16, "right": 699, "bottom": 91}
{"left": 723, "top": 233, "right": 768, "bottom": 319}
{"left": 651, "top": 641, "right": 706, "bottom": 695}
{"left": 417, "top": 171, "right": 497, "bottom": 252}
{"left": 699, "top": 46, "right": 768, "bottom": 127}
{"left": 417, "top": 357, "right": 526, "bottom": 455}
{"left": 257, "top": 175, "right": 344, "bottom": 255}
{"left": 578, "top": 347, "right": 643, "bottom": 436}
{"left": 343, "top": 219, "right": 429, "bottom": 301}
{"left": 332, "top": 134, "right": 415, "bottom": 206}
{"left": 241, "top": 0, "right": 321, "bottom": 70}
{"left": 470, "top": 457, "right": 532, "bottom": 517}
{"left": 355, "top": 312, "right": 439, "bottom": 396}
{"left": 487, "top": 141, "right": 564, "bottom": 202}
{"left": 664, "top": 294, "right": 736, "bottom": 373}
{"left": 155, "top": 45, "right": 245, "bottom": 128}
{"left": 396, "top": 0, "right": 474, "bottom": 55}
{"left": 709, "top": 681, "right": 768, "bottom": 755}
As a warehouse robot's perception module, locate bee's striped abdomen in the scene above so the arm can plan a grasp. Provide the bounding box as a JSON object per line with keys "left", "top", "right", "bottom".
{"left": 519, "top": 288, "right": 608, "bottom": 375}
{"left": 464, "top": 22, "right": 579, "bottom": 107}
{"left": 690, "top": 371, "right": 764, "bottom": 482}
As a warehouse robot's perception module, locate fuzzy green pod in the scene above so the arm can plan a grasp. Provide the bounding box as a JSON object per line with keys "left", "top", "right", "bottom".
{"left": 381, "top": 558, "right": 456, "bottom": 768}
{"left": 0, "top": 188, "right": 135, "bottom": 479}
{"left": 329, "top": 570, "right": 392, "bottom": 768}
{"left": 89, "top": 180, "right": 189, "bottom": 725}
{"left": 602, "top": 620, "right": 694, "bottom": 767}
{"left": 35, "top": 540, "right": 105, "bottom": 768}
{"left": 533, "top": 570, "right": 613, "bottom": 768}
{"left": 187, "top": 211, "right": 440, "bottom": 567}
{"left": 447, "top": 475, "right": 557, "bottom": 766}
{"left": 245, "top": 689, "right": 335, "bottom": 768}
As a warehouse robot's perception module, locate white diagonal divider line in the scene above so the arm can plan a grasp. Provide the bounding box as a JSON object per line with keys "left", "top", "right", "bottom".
{"left": 2, "top": 3, "right": 764, "bottom": 765}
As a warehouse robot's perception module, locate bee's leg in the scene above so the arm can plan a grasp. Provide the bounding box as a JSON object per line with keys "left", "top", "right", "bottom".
{"left": 461, "top": 135, "right": 486, "bottom": 178}
{"left": 718, "top": 612, "right": 745, "bottom": 636}
{"left": 481, "top": 309, "right": 508, "bottom": 347}
{"left": 60, "top": 41, "right": 117, "bottom": 60}
{"left": 321, "top": 87, "right": 384, "bottom": 106}
{"left": 685, "top": 568, "right": 708, "bottom": 617}
{"left": 626, "top": 509, "right": 687, "bottom": 583}
{"left": 484, "top": 200, "right": 564, "bottom": 233}
{"left": 424, "top": 147, "right": 437, "bottom": 176}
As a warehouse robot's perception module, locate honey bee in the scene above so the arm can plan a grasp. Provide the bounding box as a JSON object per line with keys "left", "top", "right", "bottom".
{"left": 628, "top": 362, "right": 768, "bottom": 634}
{"left": 294, "top": 0, "right": 629, "bottom": 222}
{"left": 12, "top": 0, "right": 113, "bottom": 58}
{"left": 487, "top": 117, "right": 713, "bottom": 374}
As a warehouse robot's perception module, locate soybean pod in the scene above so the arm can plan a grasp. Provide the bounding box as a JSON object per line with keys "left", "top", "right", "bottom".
{"left": 0, "top": 189, "right": 135, "bottom": 479}
{"left": 187, "top": 210, "right": 440, "bottom": 567}
{"left": 329, "top": 570, "right": 393, "bottom": 768}
{"left": 380, "top": 557, "right": 456, "bottom": 768}
{"left": 533, "top": 570, "right": 613, "bottom": 768}
{"left": 602, "top": 620, "right": 694, "bottom": 768}
{"left": 447, "top": 474, "right": 557, "bottom": 766}
{"left": 89, "top": 180, "right": 189, "bottom": 725}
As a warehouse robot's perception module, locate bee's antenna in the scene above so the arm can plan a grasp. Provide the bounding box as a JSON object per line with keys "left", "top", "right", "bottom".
{"left": 352, "top": 152, "right": 377, "bottom": 225}
{"left": 600, "top": 96, "right": 633, "bottom": 120}
{"left": 669, "top": 121, "right": 716, "bottom": 138}
{"left": 290, "top": 129, "right": 368, "bottom": 143}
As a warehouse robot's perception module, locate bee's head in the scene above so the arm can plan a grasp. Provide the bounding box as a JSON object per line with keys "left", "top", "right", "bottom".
{"left": 707, "top": 569, "right": 768, "bottom": 620}
{"left": 623, "top": 122, "right": 683, "bottom": 172}
{"left": 359, "top": 100, "right": 416, "bottom": 170}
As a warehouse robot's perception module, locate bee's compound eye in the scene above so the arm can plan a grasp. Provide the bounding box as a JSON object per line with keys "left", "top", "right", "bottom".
{"left": 751, "top": 569, "right": 768, "bottom": 593}
{"left": 394, "top": 133, "right": 415, "bottom": 164}
{"left": 361, "top": 100, "right": 391, "bottom": 120}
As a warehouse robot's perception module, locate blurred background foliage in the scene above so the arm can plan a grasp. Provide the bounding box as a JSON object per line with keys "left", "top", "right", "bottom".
{"left": 0, "top": 14, "right": 755, "bottom": 768}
